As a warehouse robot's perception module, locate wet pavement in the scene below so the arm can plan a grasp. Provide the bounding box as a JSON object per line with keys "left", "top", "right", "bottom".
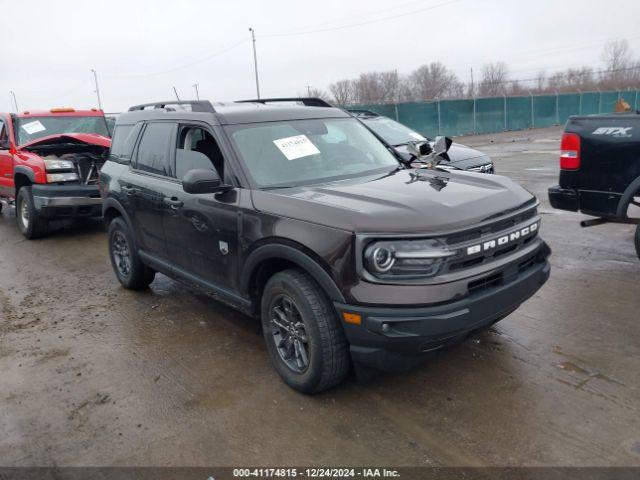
{"left": 0, "top": 127, "right": 639, "bottom": 467}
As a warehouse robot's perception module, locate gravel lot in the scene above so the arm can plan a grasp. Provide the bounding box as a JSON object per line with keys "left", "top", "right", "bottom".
{"left": 1, "top": 126, "right": 639, "bottom": 467}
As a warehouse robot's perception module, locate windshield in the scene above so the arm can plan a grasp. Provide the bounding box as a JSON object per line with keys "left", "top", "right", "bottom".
{"left": 362, "top": 116, "right": 427, "bottom": 146}
{"left": 16, "top": 116, "right": 110, "bottom": 145}
{"left": 226, "top": 117, "right": 400, "bottom": 188}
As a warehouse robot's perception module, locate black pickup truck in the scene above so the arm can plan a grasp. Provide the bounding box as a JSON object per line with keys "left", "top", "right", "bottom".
{"left": 548, "top": 112, "right": 640, "bottom": 257}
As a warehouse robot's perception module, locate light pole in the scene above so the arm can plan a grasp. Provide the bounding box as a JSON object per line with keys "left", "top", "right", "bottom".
{"left": 9, "top": 91, "right": 18, "bottom": 113}
{"left": 91, "top": 69, "right": 102, "bottom": 110}
{"left": 249, "top": 27, "right": 260, "bottom": 99}
{"left": 192, "top": 83, "right": 200, "bottom": 100}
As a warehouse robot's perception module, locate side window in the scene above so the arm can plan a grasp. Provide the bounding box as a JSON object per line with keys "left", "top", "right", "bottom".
{"left": 110, "top": 124, "right": 140, "bottom": 161}
{"left": 134, "top": 122, "right": 174, "bottom": 176}
{"left": 0, "top": 119, "right": 7, "bottom": 148}
{"left": 175, "top": 125, "right": 225, "bottom": 181}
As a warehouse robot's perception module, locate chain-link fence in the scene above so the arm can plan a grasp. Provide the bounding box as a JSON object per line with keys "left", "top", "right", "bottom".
{"left": 348, "top": 89, "right": 640, "bottom": 137}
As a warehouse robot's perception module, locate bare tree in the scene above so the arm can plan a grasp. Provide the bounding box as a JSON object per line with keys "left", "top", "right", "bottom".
{"left": 329, "top": 79, "right": 355, "bottom": 105}
{"left": 601, "top": 40, "right": 634, "bottom": 88}
{"left": 378, "top": 70, "right": 399, "bottom": 102}
{"left": 408, "top": 62, "right": 462, "bottom": 100}
{"left": 350, "top": 71, "right": 401, "bottom": 103}
{"left": 479, "top": 62, "right": 509, "bottom": 97}
{"left": 306, "top": 87, "right": 330, "bottom": 102}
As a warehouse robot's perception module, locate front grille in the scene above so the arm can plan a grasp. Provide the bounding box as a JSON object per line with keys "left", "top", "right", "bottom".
{"left": 445, "top": 207, "right": 537, "bottom": 245}
{"left": 442, "top": 207, "right": 540, "bottom": 274}
{"left": 466, "top": 249, "right": 541, "bottom": 297}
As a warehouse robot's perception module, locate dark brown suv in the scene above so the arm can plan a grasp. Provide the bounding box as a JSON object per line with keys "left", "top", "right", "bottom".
{"left": 100, "top": 99, "right": 550, "bottom": 393}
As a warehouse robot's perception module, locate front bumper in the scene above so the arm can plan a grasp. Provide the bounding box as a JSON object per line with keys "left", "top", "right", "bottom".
{"left": 31, "top": 184, "right": 102, "bottom": 219}
{"left": 548, "top": 185, "right": 578, "bottom": 212}
{"left": 335, "top": 242, "right": 551, "bottom": 372}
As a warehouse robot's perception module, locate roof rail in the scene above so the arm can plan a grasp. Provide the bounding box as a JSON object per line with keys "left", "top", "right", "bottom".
{"left": 236, "top": 97, "right": 333, "bottom": 108}
{"left": 127, "top": 100, "right": 216, "bottom": 113}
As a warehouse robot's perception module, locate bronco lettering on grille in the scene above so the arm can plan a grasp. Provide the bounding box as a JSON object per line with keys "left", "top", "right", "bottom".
{"left": 466, "top": 222, "right": 538, "bottom": 256}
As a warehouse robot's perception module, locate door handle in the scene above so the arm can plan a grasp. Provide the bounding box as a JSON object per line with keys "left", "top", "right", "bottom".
{"left": 163, "top": 197, "right": 184, "bottom": 209}
{"left": 122, "top": 186, "right": 138, "bottom": 196}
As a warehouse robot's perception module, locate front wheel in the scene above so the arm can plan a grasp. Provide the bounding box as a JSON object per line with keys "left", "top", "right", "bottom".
{"left": 16, "top": 186, "right": 48, "bottom": 239}
{"left": 261, "top": 269, "right": 350, "bottom": 394}
{"left": 635, "top": 224, "right": 640, "bottom": 260}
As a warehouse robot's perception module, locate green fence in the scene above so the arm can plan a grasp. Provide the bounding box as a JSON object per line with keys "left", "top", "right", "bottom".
{"left": 351, "top": 89, "right": 640, "bottom": 137}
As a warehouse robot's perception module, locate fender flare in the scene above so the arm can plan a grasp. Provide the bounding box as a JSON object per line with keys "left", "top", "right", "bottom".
{"left": 616, "top": 176, "right": 640, "bottom": 217}
{"left": 240, "top": 243, "right": 346, "bottom": 304}
{"left": 102, "top": 197, "right": 134, "bottom": 231}
{"left": 13, "top": 166, "right": 35, "bottom": 184}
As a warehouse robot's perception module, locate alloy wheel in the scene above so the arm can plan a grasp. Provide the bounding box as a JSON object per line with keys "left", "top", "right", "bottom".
{"left": 270, "top": 294, "right": 310, "bottom": 373}
{"left": 112, "top": 231, "right": 132, "bottom": 277}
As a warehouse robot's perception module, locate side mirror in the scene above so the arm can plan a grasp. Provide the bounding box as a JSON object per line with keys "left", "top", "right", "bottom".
{"left": 433, "top": 136, "right": 452, "bottom": 156}
{"left": 419, "top": 142, "right": 432, "bottom": 156}
{"left": 182, "top": 168, "right": 230, "bottom": 194}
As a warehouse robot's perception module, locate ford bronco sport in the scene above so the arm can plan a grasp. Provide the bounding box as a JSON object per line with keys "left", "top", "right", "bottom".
{"left": 100, "top": 99, "right": 551, "bottom": 393}
{"left": 0, "top": 108, "right": 111, "bottom": 238}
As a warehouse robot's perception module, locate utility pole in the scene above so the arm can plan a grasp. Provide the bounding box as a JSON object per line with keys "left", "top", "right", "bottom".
{"left": 192, "top": 83, "right": 200, "bottom": 100}
{"left": 305, "top": 85, "right": 312, "bottom": 97}
{"left": 249, "top": 27, "right": 260, "bottom": 99}
{"left": 91, "top": 69, "right": 102, "bottom": 110}
{"left": 9, "top": 91, "right": 18, "bottom": 113}
{"left": 470, "top": 67, "right": 474, "bottom": 98}
{"left": 173, "top": 86, "right": 180, "bottom": 101}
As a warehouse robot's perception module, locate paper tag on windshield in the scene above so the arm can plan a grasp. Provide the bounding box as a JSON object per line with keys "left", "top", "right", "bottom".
{"left": 21, "top": 120, "right": 46, "bottom": 135}
{"left": 273, "top": 135, "right": 320, "bottom": 160}
{"left": 409, "top": 132, "right": 426, "bottom": 141}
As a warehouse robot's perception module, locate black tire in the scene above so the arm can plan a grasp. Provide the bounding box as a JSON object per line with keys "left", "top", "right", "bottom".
{"left": 635, "top": 224, "right": 640, "bottom": 260}
{"left": 108, "top": 217, "right": 155, "bottom": 290}
{"left": 261, "top": 269, "right": 350, "bottom": 393}
{"left": 16, "top": 186, "right": 48, "bottom": 239}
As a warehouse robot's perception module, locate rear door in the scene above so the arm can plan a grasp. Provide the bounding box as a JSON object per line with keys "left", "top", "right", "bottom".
{"left": 120, "top": 121, "right": 176, "bottom": 260}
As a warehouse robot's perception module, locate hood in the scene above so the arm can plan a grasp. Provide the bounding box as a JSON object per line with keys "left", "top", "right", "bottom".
{"left": 395, "top": 142, "right": 491, "bottom": 170}
{"left": 251, "top": 169, "right": 534, "bottom": 234}
{"left": 20, "top": 133, "right": 111, "bottom": 149}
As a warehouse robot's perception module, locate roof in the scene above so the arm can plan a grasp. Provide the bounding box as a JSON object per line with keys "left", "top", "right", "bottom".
{"left": 117, "top": 99, "right": 349, "bottom": 126}
{"left": 214, "top": 102, "right": 349, "bottom": 124}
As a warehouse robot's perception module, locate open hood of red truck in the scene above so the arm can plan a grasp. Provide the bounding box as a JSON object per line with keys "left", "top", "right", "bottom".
{"left": 19, "top": 133, "right": 111, "bottom": 149}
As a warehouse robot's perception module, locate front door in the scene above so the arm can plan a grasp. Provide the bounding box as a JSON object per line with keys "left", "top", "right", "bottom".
{"left": 0, "top": 117, "right": 14, "bottom": 198}
{"left": 161, "top": 124, "right": 240, "bottom": 290}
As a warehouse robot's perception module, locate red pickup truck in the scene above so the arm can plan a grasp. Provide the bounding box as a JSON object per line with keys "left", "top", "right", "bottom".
{"left": 0, "top": 108, "right": 111, "bottom": 238}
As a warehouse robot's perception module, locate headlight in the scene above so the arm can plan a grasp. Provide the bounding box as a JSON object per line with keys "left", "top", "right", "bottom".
{"left": 46, "top": 172, "right": 79, "bottom": 183}
{"left": 44, "top": 158, "right": 75, "bottom": 171}
{"left": 364, "top": 239, "right": 456, "bottom": 278}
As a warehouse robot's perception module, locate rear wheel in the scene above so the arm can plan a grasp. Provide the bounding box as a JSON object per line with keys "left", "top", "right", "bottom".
{"left": 261, "top": 269, "right": 350, "bottom": 394}
{"left": 16, "top": 187, "right": 48, "bottom": 239}
{"left": 108, "top": 217, "right": 155, "bottom": 289}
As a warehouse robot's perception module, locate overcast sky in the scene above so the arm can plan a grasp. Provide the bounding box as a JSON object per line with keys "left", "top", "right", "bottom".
{"left": 1, "top": 0, "right": 639, "bottom": 113}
